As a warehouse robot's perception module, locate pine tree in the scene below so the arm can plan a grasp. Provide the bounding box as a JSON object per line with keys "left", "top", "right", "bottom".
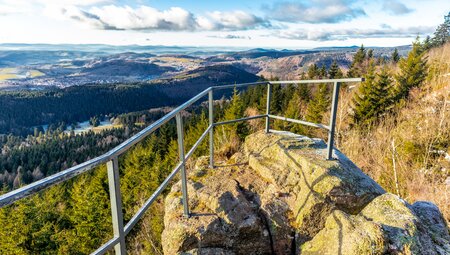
{"left": 308, "top": 64, "right": 319, "bottom": 79}
{"left": 305, "top": 84, "right": 330, "bottom": 124}
{"left": 431, "top": 12, "right": 450, "bottom": 47}
{"left": 391, "top": 48, "right": 400, "bottom": 63}
{"left": 352, "top": 64, "right": 393, "bottom": 127}
{"left": 319, "top": 64, "right": 327, "bottom": 78}
{"left": 328, "top": 60, "right": 343, "bottom": 78}
{"left": 348, "top": 45, "right": 367, "bottom": 77}
{"left": 270, "top": 83, "right": 283, "bottom": 113}
{"left": 394, "top": 38, "right": 428, "bottom": 101}
{"left": 367, "top": 49, "right": 374, "bottom": 59}
{"left": 353, "top": 44, "right": 366, "bottom": 64}
{"left": 297, "top": 83, "right": 312, "bottom": 102}
{"left": 423, "top": 35, "right": 432, "bottom": 51}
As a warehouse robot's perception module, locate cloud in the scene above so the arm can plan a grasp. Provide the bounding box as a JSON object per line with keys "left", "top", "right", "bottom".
{"left": 199, "top": 11, "right": 270, "bottom": 30}
{"left": 382, "top": 0, "right": 413, "bottom": 15}
{"left": 277, "top": 25, "right": 434, "bottom": 41}
{"left": 56, "top": 5, "right": 269, "bottom": 31}
{"left": 263, "top": 0, "right": 366, "bottom": 23}
{"left": 208, "top": 34, "right": 252, "bottom": 40}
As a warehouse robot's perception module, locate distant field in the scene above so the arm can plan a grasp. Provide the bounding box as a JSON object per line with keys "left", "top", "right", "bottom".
{"left": 0, "top": 73, "right": 19, "bottom": 80}
{"left": 0, "top": 67, "right": 44, "bottom": 80}
{"left": 91, "top": 124, "right": 123, "bottom": 133}
{"left": 29, "top": 70, "right": 44, "bottom": 77}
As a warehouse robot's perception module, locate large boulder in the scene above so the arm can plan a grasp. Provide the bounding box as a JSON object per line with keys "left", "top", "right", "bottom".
{"left": 161, "top": 131, "right": 449, "bottom": 254}
{"left": 303, "top": 193, "right": 450, "bottom": 254}
{"left": 244, "top": 131, "right": 385, "bottom": 240}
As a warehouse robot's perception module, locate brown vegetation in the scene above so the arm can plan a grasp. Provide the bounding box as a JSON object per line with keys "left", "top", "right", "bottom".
{"left": 337, "top": 43, "right": 450, "bottom": 222}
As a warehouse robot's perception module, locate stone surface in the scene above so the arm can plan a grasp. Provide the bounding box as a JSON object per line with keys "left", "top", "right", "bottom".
{"left": 161, "top": 131, "right": 450, "bottom": 255}
{"left": 244, "top": 131, "right": 385, "bottom": 240}
{"left": 301, "top": 210, "right": 386, "bottom": 254}
{"left": 360, "top": 193, "right": 450, "bottom": 254}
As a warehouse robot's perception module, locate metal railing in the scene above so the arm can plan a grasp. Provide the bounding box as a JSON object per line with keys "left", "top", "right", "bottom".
{"left": 0, "top": 78, "right": 363, "bottom": 254}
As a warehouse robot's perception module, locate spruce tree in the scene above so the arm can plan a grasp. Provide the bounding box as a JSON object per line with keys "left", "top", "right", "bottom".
{"left": 319, "top": 64, "right": 327, "bottom": 78}
{"left": 297, "top": 83, "right": 312, "bottom": 102}
{"left": 352, "top": 64, "right": 393, "bottom": 127}
{"left": 308, "top": 64, "right": 319, "bottom": 79}
{"left": 394, "top": 39, "right": 428, "bottom": 101}
{"left": 348, "top": 44, "right": 367, "bottom": 77}
{"left": 431, "top": 12, "right": 450, "bottom": 47}
{"left": 391, "top": 48, "right": 400, "bottom": 63}
{"left": 367, "top": 49, "right": 374, "bottom": 59}
{"left": 328, "top": 60, "right": 343, "bottom": 78}
{"left": 305, "top": 84, "right": 330, "bottom": 124}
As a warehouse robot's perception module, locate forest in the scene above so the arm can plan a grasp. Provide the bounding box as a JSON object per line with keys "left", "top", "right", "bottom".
{"left": 0, "top": 14, "right": 449, "bottom": 255}
{"left": 0, "top": 64, "right": 258, "bottom": 136}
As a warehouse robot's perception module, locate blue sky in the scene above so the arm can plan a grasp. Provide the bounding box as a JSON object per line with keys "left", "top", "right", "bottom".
{"left": 0, "top": 0, "right": 449, "bottom": 48}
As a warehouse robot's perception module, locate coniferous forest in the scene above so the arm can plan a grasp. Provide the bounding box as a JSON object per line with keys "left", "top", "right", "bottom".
{"left": 0, "top": 14, "right": 449, "bottom": 255}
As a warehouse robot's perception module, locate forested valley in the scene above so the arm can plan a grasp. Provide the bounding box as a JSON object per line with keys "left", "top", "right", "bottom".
{"left": 0, "top": 15, "right": 449, "bottom": 254}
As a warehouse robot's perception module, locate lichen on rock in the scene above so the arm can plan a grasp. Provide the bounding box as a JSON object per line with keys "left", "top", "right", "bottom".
{"left": 161, "top": 131, "right": 450, "bottom": 255}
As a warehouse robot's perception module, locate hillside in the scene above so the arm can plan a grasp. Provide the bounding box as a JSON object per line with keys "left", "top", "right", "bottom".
{"left": 337, "top": 43, "right": 450, "bottom": 220}
{"left": 0, "top": 64, "right": 258, "bottom": 135}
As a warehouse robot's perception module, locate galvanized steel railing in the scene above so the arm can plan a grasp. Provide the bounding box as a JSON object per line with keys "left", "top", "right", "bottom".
{"left": 0, "top": 78, "right": 363, "bottom": 254}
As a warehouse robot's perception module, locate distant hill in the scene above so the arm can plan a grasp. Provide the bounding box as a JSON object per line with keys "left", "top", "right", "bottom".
{"left": 151, "top": 64, "right": 260, "bottom": 100}
{"left": 82, "top": 59, "right": 173, "bottom": 76}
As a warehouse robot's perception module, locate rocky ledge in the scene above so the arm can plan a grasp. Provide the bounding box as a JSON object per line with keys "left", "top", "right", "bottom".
{"left": 162, "top": 131, "right": 450, "bottom": 255}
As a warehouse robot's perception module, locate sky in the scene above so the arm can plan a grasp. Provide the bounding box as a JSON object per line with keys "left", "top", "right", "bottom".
{"left": 0, "top": 0, "right": 449, "bottom": 48}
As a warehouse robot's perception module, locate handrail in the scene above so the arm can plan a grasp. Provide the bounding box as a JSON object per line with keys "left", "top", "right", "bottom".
{"left": 0, "top": 78, "right": 363, "bottom": 254}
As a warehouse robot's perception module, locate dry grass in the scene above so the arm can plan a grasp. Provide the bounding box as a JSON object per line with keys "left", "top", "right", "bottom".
{"left": 337, "top": 43, "right": 450, "bottom": 222}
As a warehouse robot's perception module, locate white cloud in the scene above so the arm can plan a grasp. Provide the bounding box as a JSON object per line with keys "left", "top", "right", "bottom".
{"left": 278, "top": 25, "right": 434, "bottom": 41}
{"left": 382, "top": 0, "right": 414, "bottom": 15}
{"left": 203, "top": 11, "right": 270, "bottom": 30}
{"left": 52, "top": 4, "right": 269, "bottom": 31}
{"left": 264, "top": 0, "right": 366, "bottom": 23}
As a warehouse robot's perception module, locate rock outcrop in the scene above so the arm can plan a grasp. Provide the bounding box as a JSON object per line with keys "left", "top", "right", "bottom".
{"left": 162, "top": 131, "right": 450, "bottom": 255}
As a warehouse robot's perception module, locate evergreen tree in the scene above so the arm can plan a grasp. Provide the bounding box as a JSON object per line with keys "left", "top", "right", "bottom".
{"left": 69, "top": 168, "right": 111, "bottom": 254}
{"left": 348, "top": 45, "right": 367, "bottom": 77}
{"left": 352, "top": 64, "right": 394, "bottom": 127}
{"left": 431, "top": 12, "right": 450, "bottom": 47}
{"left": 305, "top": 84, "right": 330, "bottom": 124}
{"left": 353, "top": 44, "right": 366, "bottom": 64}
{"left": 394, "top": 39, "right": 428, "bottom": 101}
{"left": 297, "top": 83, "right": 312, "bottom": 102}
{"left": 367, "top": 49, "right": 374, "bottom": 59}
{"left": 223, "top": 86, "right": 246, "bottom": 136}
{"left": 308, "top": 64, "right": 319, "bottom": 79}
{"left": 423, "top": 35, "right": 432, "bottom": 51}
{"left": 391, "top": 48, "right": 400, "bottom": 63}
{"left": 270, "top": 83, "right": 283, "bottom": 113}
{"left": 319, "top": 64, "right": 327, "bottom": 78}
{"left": 328, "top": 60, "right": 343, "bottom": 78}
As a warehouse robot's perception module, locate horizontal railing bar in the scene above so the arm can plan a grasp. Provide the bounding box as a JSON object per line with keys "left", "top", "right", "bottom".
{"left": 0, "top": 87, "right": 212, "bottom": 208}
{"left": 211, "top": 81, "right": 268, "bottom": 90}
{"left": 124, "top": 162, "right": 183, "bottom": 236}
{"left": 108, "top": 87, "right": 212, "bottom": 157}
{"left": 269, "top": 78, "right": 364, "bottom": 84}
{"left": 0, "top": 155, "right": 108, "bottom": 207}
{"left": 214, "top": 114, "right": 267, "bottom": 126}
{"left": 91, "top": 236, "right": 120, "bottom": 255}
{"left": 268, "top": 115, "right": 330, "bottom": 130}
{"left": 185, "top": 125, "right": 212, "bottom": 159}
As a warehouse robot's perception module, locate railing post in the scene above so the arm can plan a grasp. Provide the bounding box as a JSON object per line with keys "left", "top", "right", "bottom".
{"left": 176, "top": 113, "right": 190, "bottom": 218}
{"left": 106, "top": 157, "right": 126, "bottom": 255}
{"left": 208, "top": 89, "right": 214, "bottom": 169}
{"left": 327, "top": 82, "right": 340, "bottom": 160}
{"left": 265, "top": 82, "right": 272, "bottom": 133}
